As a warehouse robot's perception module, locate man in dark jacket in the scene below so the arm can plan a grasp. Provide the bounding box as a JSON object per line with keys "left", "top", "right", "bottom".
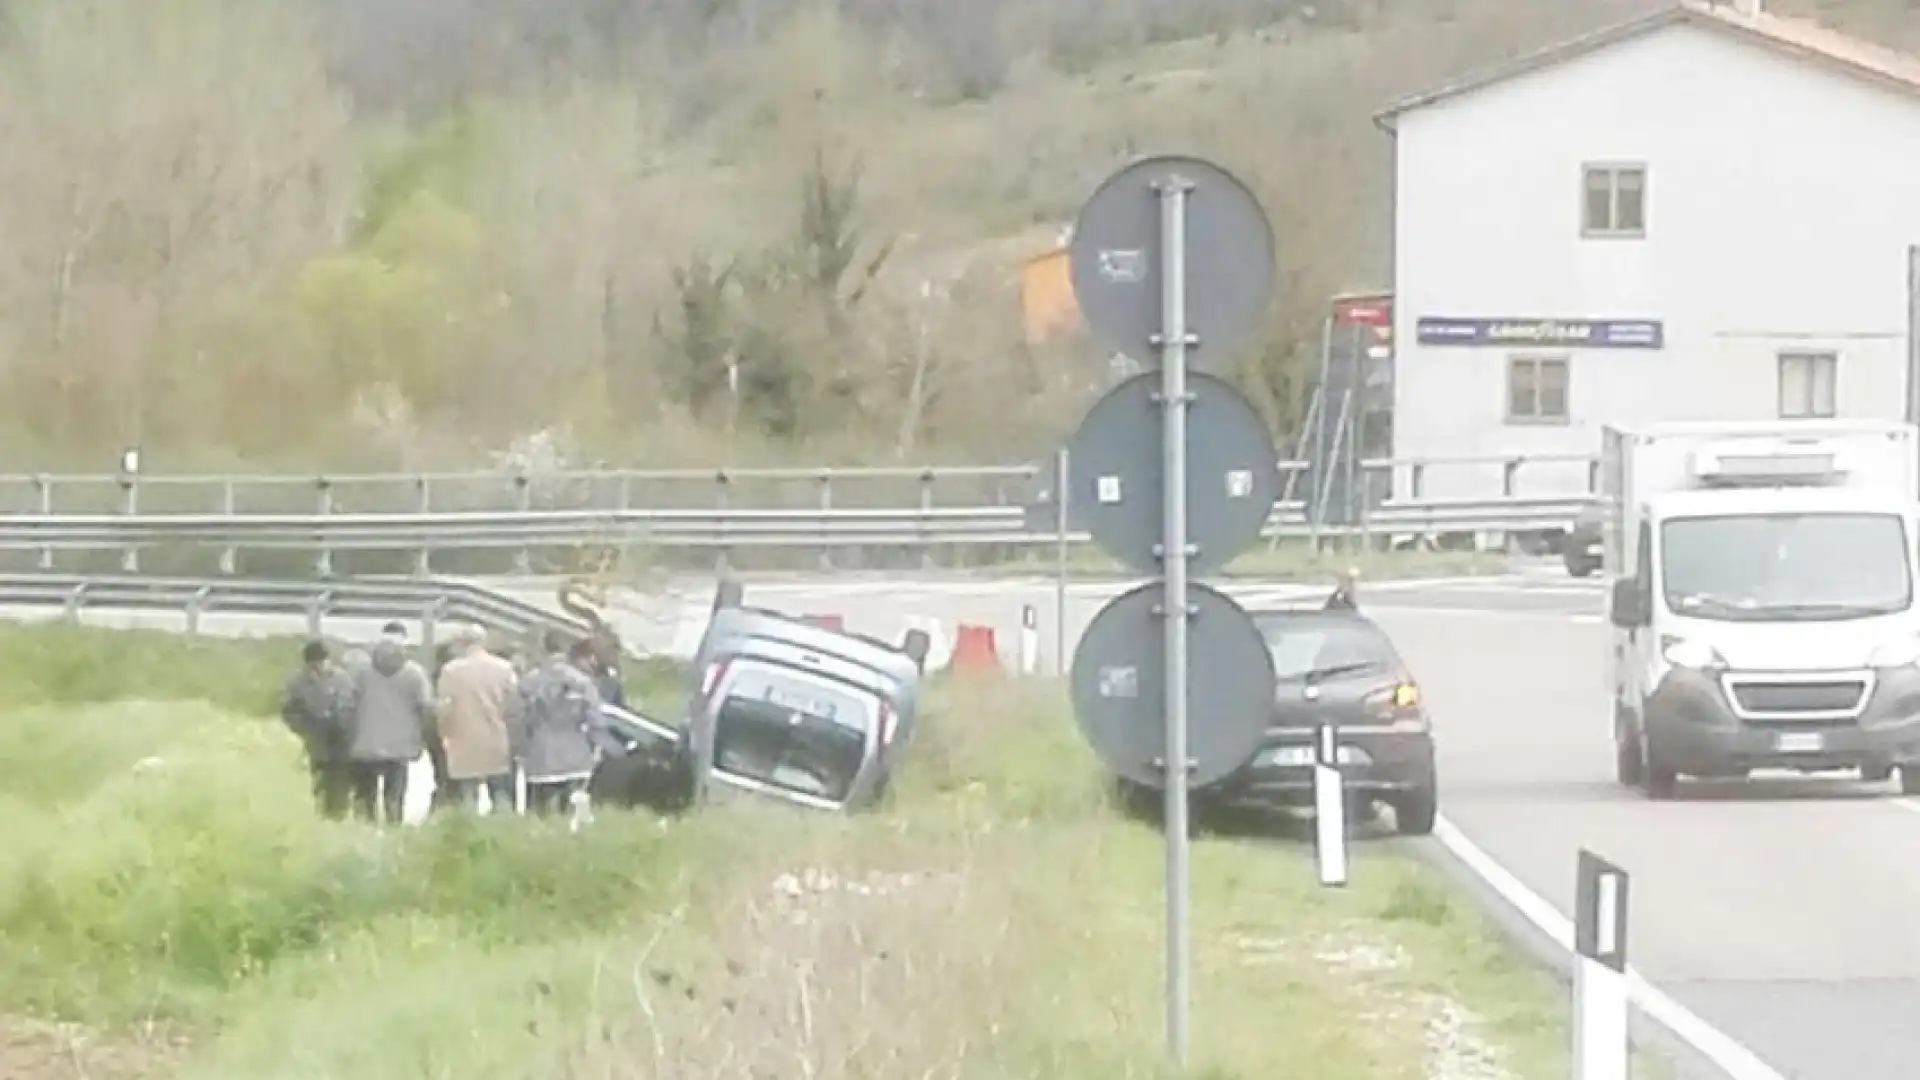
{"left": 342, "top": 632, "right": 436, "bottom": 825}
{"left": 281, "top": 639, "right": 350, "bottom": 820}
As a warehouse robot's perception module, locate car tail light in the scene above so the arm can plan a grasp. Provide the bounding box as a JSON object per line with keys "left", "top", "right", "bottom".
{"left": 1364, "top": 681, "right": 1423, "bottom": 723}
{"left": 876, "top": 700, "right": 896, "bottom": 747}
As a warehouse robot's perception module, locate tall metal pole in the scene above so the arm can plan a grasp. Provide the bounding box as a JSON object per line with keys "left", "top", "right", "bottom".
{"left": 1054, "top": 445, "right": 1071, "bottom": 676}
{"left": 1156, "top": 177, "right": 1194, "bottom": 1068}
{"left": 1906, "top": 245, "right": 1920, "bottom": 433}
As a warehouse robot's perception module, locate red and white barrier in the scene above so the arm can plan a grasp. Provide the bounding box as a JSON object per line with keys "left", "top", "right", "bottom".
{"left": 1018, "top": 605, "right": 1040, "bottom": 676}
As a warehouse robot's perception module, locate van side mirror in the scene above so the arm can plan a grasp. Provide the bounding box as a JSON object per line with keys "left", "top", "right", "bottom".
{"left": 1609, "top": 579, "right": 1647, "bottom": 629}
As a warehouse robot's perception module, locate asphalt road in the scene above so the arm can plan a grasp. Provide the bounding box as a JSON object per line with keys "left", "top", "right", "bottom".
{"left": 24, "top": 562, "right": 1910, "bottom": 1078}
{"left": 544, "top": 563, "right": 1912, "bottom": 1080}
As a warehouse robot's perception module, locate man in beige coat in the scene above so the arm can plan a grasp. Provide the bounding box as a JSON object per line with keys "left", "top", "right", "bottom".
{"left": 435, "top": 623, "right": 520, "bottom": 812}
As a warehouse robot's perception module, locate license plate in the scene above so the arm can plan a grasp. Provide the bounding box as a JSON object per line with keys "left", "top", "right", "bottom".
{"left": 1262, "top": 746, "right": 1315, "bottom": 767}
{"left": 1775, "top": 732, "right": 1824, "bottom": 754}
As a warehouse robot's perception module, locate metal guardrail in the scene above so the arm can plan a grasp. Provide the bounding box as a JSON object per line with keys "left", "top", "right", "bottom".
{"left": 0, "top": 572, "right": 594, "bottom": 645}
{"left": 0, "top": 454, "right": 1601, "bottom": 518}
{"left": 0, "top": 573, "right": 691, "bottom": 749}
{"left": 0, "top": 453, "right": 1601, "bottom": 574}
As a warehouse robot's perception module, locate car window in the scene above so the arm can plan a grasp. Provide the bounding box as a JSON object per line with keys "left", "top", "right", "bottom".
{"left": 709, "top": 662, "right": 878, "bottom": 802}
{"left": 1255, "top": 615, "right": 1400, "bottom": 682}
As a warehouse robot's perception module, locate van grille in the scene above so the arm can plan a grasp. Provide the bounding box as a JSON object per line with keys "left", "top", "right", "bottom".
{"left": 1725, "top": 679, "right": 1867, "bottom": 719}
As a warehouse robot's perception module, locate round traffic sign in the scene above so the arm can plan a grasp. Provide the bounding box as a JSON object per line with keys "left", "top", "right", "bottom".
{"left": 1064, "top": 369, "right": 1280, "bottom": 577}
{"left": 1069, "top": 580, "right": 1276, "bottom": 789}
{"left": 1068, "top": 155, "right": 1275, "bottom": 365}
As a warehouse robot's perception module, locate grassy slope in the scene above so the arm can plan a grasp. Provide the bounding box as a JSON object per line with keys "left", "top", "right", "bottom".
{"left": 0, "top": 624, "right": 1573, "bottom": 1080}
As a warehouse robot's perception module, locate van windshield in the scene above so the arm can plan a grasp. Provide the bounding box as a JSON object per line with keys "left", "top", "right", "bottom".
{"left": 1660, "top": 512, "right": 1913, "bottom": 621}
{"left": 711, "top": 663, "right": 876, "bottom": 803}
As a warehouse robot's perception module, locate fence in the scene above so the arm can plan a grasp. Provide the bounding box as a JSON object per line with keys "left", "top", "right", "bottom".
{"left": 0, "top": 454, "right": 1600, "bottom": 576}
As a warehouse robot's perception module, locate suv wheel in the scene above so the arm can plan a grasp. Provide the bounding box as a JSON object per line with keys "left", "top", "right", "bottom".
{"left": 1392, "top": 784, "right": 1438, "bottom": 836}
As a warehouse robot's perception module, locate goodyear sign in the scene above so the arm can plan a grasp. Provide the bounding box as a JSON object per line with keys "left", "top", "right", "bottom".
{"left": 1415, "top": 317, "right": 1662, "bottom": 350}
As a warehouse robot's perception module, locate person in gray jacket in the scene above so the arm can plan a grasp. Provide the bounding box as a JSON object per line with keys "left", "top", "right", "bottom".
{"left": 509, "top": 629, "right": 607, "bottom": 817}
{"left": 342, "top": 633, "right": 436, "bottom": 824}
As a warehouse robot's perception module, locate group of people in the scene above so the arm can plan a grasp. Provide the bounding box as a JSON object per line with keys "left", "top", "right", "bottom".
{"left": 279, "top": 619, "right": 628, "bottom": 824}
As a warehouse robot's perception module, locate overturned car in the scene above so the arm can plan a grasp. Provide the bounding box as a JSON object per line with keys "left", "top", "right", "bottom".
{"left": 589, "top": 583, "right": 930, "bottom": 815}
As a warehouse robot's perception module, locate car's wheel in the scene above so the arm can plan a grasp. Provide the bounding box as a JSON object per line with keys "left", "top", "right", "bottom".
{"left": 1565, "top": 552, "right": 1598, "bottom": 578}
{"left": 1392, "top": 784, "right": 1438, "bottom": 836}
{"left": 1110, "top": 777, "right": 1161, "bottom": 823}
{"left": 1862, "top": 763, "right": 1893, "bottom": 784}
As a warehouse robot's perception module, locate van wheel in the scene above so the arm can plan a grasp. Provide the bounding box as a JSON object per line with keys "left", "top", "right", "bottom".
{"left": 1644, "top": 742, "right": 1680, "bottom": 800}
{"left": 1615, "top": 734, "right": 1644, "bottom": 787}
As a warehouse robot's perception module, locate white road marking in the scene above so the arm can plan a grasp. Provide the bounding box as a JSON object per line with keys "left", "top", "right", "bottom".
{"left": 1432, "top": 816, "right": 1788, "bottom": 1080}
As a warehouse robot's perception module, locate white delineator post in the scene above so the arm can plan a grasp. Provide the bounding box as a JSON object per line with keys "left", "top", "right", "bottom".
{"left": 1019, "top": 604, "right": 1040, "bottom": 676}
{"left": 1312, "top": 721, "right": 1348, "bottom": 887}
{"left": 1574, "top": 849, "right": 1632, "bottom": 1080}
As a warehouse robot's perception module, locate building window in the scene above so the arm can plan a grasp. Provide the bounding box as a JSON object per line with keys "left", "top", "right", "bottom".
{"left": 1778, "top": 351, "right": 1837, "bottom": 418}
{"left": 1507, "top": 356, "right": 1570, "bottom": 424}
{"left": 1582, "top": 164, "right": 1646, "bottom": 237}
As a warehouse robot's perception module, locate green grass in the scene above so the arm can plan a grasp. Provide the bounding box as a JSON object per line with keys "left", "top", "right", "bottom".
{"left": 0, "top": 624, "right": 1576, "bottom": 1080}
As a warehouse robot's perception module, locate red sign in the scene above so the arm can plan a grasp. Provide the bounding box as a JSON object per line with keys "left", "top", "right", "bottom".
{"left": 1332, "top": 292, "right": 1393, "bottom": 327}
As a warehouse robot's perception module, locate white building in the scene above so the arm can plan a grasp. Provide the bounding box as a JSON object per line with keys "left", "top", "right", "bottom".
{"left": 1378, "top": 0, "right": 1920, "bottom": 501}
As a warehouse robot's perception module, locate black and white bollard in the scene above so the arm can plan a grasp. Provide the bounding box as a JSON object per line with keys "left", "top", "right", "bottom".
{"left": 1019, "top": 604, "right": 1040, "bottom": 676}
{"left": 1573, "top": 849, "right": 1631, "bottom": 1080}
{"left": 1312, "top": 723, "right": 1348, "bottom": 887}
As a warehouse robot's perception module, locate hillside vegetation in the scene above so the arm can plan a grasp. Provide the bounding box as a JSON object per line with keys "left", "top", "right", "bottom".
{"left": 0, "top": 0, "right": 1896, "bottom": 472}
{"left": 0, "top": 623, "right": 1575, "bottom": 1080}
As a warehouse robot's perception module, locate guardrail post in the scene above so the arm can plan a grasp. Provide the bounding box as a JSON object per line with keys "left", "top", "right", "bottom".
{"left": 512, "top": 472, "right": 532, "bottom": 576}
{"left": 413, "top": 478, "right": 432, "bottom": 577}
{"left": 1502, "top": 458, "right": 1521, "bottom": 498}
{"left": 218, "top": 481, "right": 237, "bottom": 575}
{"left": 117, "top": 473, "right": 138, "bottom": 573}
{"left": 714, "top": 470, "right": 732, "bottom": 576}
{"left": 815, "top": 470, "right": 834, "bottom": 572}
{"left": 185, "top": 584, "right": 213, "bottom": 636}
{"left": 1409, "top": 462, "right": 1425, "bottom": 502}
{"left": 918, "top": 469, "right": 937, "bottom": 571}
{"left": 62, "top": 581, "right": 88, "bottom": 620}
{"left": 32, "top": 474, "right": 52, "bottom": 572}
{"left": 1588, "top": 458, "right": 1601, "bottom": 495}
{"left": 420, "top": 598, "right": 448, "bottom": 654}
{"left": 617, "top": 472, "right": 633, "bottom": 511}
{"left": 306, "top": 591, "right": 332, "bottom": 639}
{"left": 315, "top": 477, "right": 334, "bottom": 578}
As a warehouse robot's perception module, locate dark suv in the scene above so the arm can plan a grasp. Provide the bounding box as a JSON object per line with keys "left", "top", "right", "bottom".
{"left": 1203, "top": 606, "right": 1438, "bottom": 835}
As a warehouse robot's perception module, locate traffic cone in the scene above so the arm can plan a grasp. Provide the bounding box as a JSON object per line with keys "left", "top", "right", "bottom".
{"left": 950, "top": 623, "right": 1003, "bottom": 676}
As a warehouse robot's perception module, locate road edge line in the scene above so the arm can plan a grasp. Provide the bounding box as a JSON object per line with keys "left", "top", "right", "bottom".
{"left": 1431, "top": 814, "right": 1788, "bottom": 1080}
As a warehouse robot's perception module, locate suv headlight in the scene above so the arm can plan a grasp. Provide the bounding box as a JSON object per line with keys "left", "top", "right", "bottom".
{"left": 1660, "top": 636, "right": 1725, "bottom": 670}
{"left": 1870, "top": 637, "right": 1920, "bottom": 668}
